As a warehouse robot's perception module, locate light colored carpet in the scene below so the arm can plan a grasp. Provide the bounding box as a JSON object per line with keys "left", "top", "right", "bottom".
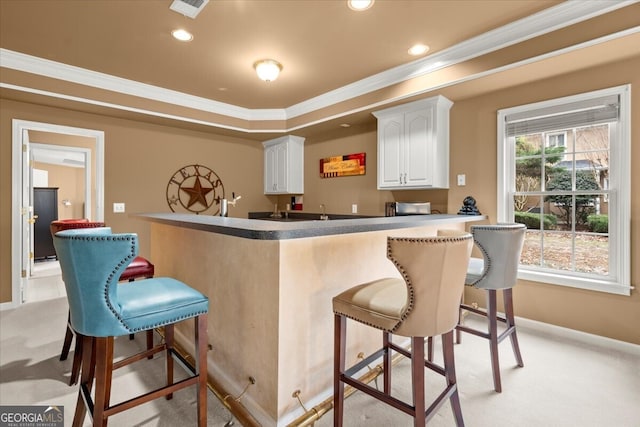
{"left": 314, "top": 318, "right": 640, "bottom": 427}
{"left": 0, "top": 296, "right": 238, "bottom": 426}
{"left": 1, "top": 293, "right": 639, "bottom": 426}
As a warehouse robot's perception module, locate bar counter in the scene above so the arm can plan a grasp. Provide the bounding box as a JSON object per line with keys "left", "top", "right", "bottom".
{"left": 136, "top": 212, "right": 486, "bottom": 426}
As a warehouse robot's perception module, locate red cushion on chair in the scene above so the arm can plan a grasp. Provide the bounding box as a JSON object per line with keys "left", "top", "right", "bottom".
{"left": 119, "top": 256, "right": 155, "bottom": 281}
{"left": 50, "top": 219, "right": 106, "bottom": 235}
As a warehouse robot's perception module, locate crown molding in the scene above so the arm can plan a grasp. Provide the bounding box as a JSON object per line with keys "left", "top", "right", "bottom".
{"left": 285, "top": 0, "right": 637, "bottom": 118}
{"left": 0, "top": 48, "right": 278, "bottom": 121}
{"left": 0, "top": 0, "right": 635, "bottom": 127}
{"left": 4, "top": 26, "right": 637, "bottom": 136}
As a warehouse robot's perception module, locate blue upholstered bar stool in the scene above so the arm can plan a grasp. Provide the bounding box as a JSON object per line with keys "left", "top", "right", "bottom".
{"left": 51, "top": 219, "right": 156, "bottom": 386}
{"left": 456, "top": 223, "right": 526, "bottom": 393}
{"left": 333, "top": 231, "right": 473, "bottom": 427}
{"left": 53, "top": 227, "right": 209, "bottom": 427}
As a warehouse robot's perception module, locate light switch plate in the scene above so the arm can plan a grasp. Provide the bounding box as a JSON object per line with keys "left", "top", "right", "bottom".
{"left": 113, "top": 202, "right": 125, "bottom": 213}
{"left": 457, "top": 174, "right": 466, "bottom": 186}
{"left": 352, "top": 204, "right": 358, "bottom": 214}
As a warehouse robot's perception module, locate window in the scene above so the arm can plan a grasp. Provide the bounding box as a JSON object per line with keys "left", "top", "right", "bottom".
{"left": 545, "top": 132, "right": 566, "bottom": 148}
{"left": 497, "top": 85, "right": 631, "bottom": 295}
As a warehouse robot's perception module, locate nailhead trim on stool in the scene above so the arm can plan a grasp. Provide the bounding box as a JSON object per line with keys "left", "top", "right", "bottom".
{"left": 333, "top": 232, "right": 473, "bottom": 427}
{"left": 53, "top": 229, "right": 209, "bottom": 426}
{"left": 51, "top": 219, "right": 155, "bottom": 385}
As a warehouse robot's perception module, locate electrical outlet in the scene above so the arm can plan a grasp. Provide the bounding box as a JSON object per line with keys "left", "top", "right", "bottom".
{"left": 457, "top": 174, "right": 466, "bottom": 186}
{"left": 113, "top": 202, "right": 125, "bottom": 213}
{"left": 352, "top": 204, "right": 358, "bottom": 214}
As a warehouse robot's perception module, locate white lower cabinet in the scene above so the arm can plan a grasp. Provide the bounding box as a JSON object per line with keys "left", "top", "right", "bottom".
{"left": 263, "top": 135, "right": 304, "bottom": 194}
{"left": 373, "top": 95, "right": 453, "bottom": 189}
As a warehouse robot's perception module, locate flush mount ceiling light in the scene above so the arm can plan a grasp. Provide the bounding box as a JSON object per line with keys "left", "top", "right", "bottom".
{"left": 348, "top": 0, "right": 374, "bottom": 11}
{"left": 408, "top": 44, "right": 429, "bottom": 56}
{"left": 253, "top": 59, "right": 283, "bottom": 82}
{"left": 171, "top": 29, "right": 193, "bottom": 42}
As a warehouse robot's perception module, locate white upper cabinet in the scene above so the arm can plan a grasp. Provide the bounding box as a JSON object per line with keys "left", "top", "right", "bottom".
{"left": 373, "top": 96, "right": 453, "bottom": 189}
{"left": 262, "top": 135, "right": 304, "bottom": 194}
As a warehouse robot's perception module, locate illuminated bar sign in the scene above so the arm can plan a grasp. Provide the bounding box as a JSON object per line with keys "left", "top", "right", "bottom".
{"left": 320, "top": 152, "right": 366, "bottom": 178}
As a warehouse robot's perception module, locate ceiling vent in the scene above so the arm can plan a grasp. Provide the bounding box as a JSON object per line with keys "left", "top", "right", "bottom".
{"left": 169, "top": 0, "right": 209, "bottom": 19}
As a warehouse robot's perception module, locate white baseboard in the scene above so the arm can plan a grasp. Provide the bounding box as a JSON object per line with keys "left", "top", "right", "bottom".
{"left": 515, "top": 315, "right": 640, "bottom": 356}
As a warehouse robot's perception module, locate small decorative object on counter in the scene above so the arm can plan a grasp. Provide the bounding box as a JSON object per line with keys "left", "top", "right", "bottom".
{"left": 290, "top": 195, "right": 303, "bottom": 210}
{"left": 458, "top": 196, "right": 481, "bottom": 215}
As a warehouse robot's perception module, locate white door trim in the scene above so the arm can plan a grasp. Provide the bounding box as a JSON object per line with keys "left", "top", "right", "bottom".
{"left": 4, "top": 119, "right": 104, "bottom": 310}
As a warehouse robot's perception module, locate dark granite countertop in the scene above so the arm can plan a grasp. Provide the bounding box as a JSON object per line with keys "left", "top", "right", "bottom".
{"left": 136, "top": 212, "right": 487, "bottom": 240}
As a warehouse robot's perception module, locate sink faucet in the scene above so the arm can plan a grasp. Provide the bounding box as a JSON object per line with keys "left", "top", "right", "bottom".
{"left": 319, "top": 204, "right": 329, "bottom": 221}
{"left": 270, "top": 203, "right": 282, "bottom": 219}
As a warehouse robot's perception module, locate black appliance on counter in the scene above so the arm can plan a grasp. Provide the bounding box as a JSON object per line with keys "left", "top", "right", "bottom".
{"left": 385, "top": 201, "right": 431, "bottom": 217}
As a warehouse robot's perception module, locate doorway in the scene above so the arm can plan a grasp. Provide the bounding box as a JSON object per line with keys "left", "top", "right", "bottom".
{"left": 9, "top": 119, "right": 104, "bottom": 308}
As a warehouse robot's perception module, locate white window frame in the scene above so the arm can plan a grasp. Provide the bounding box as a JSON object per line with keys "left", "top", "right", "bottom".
{"left": 545, "top": 131, "right": 566, "bottom": 148}
{"left": 497, "top": 85, "right": 631, "bottom": 296}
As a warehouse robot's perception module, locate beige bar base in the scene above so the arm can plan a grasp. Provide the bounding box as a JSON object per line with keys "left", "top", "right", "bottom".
{"left": 150, "top": 220, "right": 469, "bottom": 426}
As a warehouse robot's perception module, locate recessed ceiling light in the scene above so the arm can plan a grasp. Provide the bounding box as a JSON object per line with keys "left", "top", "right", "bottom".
{"left": 340, "top": 123, "right": 351, "bottom": 128}
{"left": 348, "top": 0, "right": 374, "bottom": 11}
{"left": 408, "top": 44, "right": 429, "bottom": 56}
{"left": 172, "top": 29, "right": 193, "bottom": 42}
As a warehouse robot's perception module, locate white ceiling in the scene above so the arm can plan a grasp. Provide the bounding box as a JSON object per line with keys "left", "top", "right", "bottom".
{"left": 32, "top": 147, "right": 85, "bottom": 169}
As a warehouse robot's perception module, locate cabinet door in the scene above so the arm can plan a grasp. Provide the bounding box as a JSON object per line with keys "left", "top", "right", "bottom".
{"left": 404, "top": 107, "right": 434, "bottom": 187}
{"left": 377, "top": 115, "right": 403, "bottom": 188}
{"left": 264, "top": 144, "right": 278, "bottom": 194}
{"left": 265, "top": 142, "right": 291, "bottom": 194}
{"left": 273, "top": 142, "right": 289, "bottom": 193}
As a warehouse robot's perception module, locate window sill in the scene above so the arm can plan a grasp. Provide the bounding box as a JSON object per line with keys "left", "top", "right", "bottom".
{"left": 518, "top": 268, "right": 632, "bottom": 296}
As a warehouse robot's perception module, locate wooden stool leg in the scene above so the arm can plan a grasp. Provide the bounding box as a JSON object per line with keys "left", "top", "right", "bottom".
{"left": 383, "top": 332, "right": 392, "bottom": 394}
{"left": 411, "top": 337, "right": 426, "bottom": 427}
{"left": 456, "top": 293, "right": 464, "bottom": 344}
{"left": 487, "top": 290, "right": 501, "bottom": 393}
{"left": 72, "top": 335, "right": 95, "bottom": 427}
{"left": 333, "top": 314, "right": 346, "bottom": 427}
{"left": 164, "top": 324, "right": 175, "bottom": 400}
{"left": 69, "top": 331, "right": 83, "bottom": 386}
{"left": 145, "top": 273, "right": 156, "bottom": 359}
{"left": 503, "top": 288, "right": 524, "bottom": 367}
{"left": 60, "top": 313, "right": 74, "bottom": 361}
{"left": 195, "top": 314, "right": 208, "bottom": 427}
{"left": 92, "top": 337, "right": 114, "bottom": 427}
{"left": 427, "top": 336, "right": 434, "bottom": 362}
{"left": 442, "top": 331, "right": 464, "bottom": 426}
{"left": 146, "top": 329, "right": 155, "bottom": 357}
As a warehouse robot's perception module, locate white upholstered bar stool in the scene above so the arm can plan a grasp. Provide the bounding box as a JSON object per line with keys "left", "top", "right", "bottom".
{"left": 333, "top": 231, "right": 473, "bottom": 427}
{"left": 456, "top": 223, "right": 526, "bottom": 393}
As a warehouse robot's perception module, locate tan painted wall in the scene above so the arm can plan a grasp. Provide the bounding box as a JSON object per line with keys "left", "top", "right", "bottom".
{"left": 33, "top": 162, "right": 84, "bottom": 219}
{"left": 446, "top": 57, "right": 640, "bottom": 344}
{"left": 287, "top": 123, "right": 449, "bottom": 217}
{"left": 0, "top": 99, "right": 275, "bottom": 302}
{"left": 1, "top": 55, "right": 638, "bottom": 343}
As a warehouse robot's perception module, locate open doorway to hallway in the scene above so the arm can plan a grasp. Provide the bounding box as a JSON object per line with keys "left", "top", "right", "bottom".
{"left": 9, "top": 120, "right": 104, "bottom": 308}
{"left": 28, "top": 142, "right": 91, "bottom": 303}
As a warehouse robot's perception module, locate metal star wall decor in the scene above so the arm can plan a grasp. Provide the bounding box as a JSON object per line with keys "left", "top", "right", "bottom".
{"left": 166, "top": 164, "right": 224, "bottom": 214}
